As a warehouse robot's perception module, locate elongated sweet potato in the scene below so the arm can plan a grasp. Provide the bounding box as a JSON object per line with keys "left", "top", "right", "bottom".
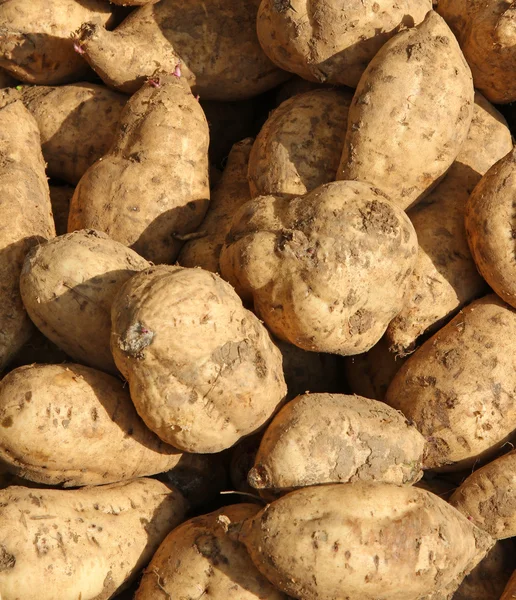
{"left": 0, "top": 363, "right": 187, "bottom": 487}
{"left": 111, "top": 265, "right": 287, "bottom": 453}
{"left": 386, "top": 92, "right": 511, "bottom": 354}
{"left": 21, "top": 83, "right": 126, "bottom": 184}
{"left": 74, "top": 0, "right": 288, "bottom": 99}
{"left": 337, "top": 11, "right": 474, "bottom": 210}
{"left": 0, "top": 479, "right": 188, "bottom": 600}
{"left": 0, "top": 89, "right": 55, "bottom": 372}
{"left": 233, "top": 483, "right": 494, "bottom": 600}
{"left": 20, "top": 230, "right": 150, "bottom": 374}
{"left": 68, "top": 72, "right": 210, "bottom": 264}
{"left": 135, "top": 504, "right": 287, "bottom": 599}
{"left": 249, "top": 393, "right": 426, "bottom": 494}
{"left": 385, "top": 295, "right": 516, "bottom": 471}
{"left": 0, "top": 0, "right": 120, "bottom": 85}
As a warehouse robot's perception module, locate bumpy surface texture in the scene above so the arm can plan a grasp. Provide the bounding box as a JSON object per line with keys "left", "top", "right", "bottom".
{"left": 111, "top": 265, "right": 287, "bottom": 453}
{"left": 220, "top": 181, "right": 418, "bottom": 355}
{"left": 337, "top": 11, "right": 474, "bottom": 210}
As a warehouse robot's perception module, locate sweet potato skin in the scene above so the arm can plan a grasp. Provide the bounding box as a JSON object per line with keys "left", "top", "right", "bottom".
{"left": 20, "top": 230, "right": 149, "bottom": 374}
{"left": 111, "top": 265, "right": 287, "bottom": 453}
{"left": 68, "top": 73, "right": 210, "bottom": 264}
{"left": 385, "top": 295, "right": 516, "bottom": 471}
{"left": 220, "top": 181, "right": 418, "bottom": 355}
{"left": 0, "top": 363, "right": 186, "bottom": 486}
{"left": 337, "top": 11, "right": 474, "bottom": 210}
{"left": 235, "top": 483, "right": 494, "bottom": 600}
{"left": 135, "top": 504, "right": 287, "bottom": 599}
{"left": 21, "top": 83, "right": 126, "bottom": 184}
{"left": 257, "top": 0, "right": 431, "bottom": 88}
{"left": 0, "top": 479, "right": 188, "bottom": 600}
{"left": 0, "top": 90, "right": 55, "bottom": 372}
{"left": 248, "top": 393, "right": 425, "bottom": 493}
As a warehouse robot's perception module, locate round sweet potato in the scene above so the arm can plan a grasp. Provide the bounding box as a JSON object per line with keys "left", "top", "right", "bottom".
{"left": 110, "top": 265, "right": 287, "bottom": 453}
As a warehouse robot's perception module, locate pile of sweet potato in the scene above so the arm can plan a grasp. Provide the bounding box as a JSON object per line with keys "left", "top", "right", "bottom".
{"left": 0, "top": 0, "right": 515, "bottom": 598}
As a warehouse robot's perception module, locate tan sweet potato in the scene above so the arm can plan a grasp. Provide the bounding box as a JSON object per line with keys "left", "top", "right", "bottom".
{"left": 68, "top": 72, "right": 210, "bottom": 264}
{"left": 20, "top": 230, "right": 150, "bottom": 375}
{"left": 337, "top": 11, "right": 474, "bottom": 210}
{"left": 386, "top": 92, "right": 511, "bottom": 354}
{"left": 74, "top": 0, "right": 288, "bottom": 99}
{"left": 248, "top": 89, "right": 352, "bottom": 198}
{"left": 249, "top": 393, "right": 425, "bottom": 495}
{"left": 465, "top": 148, "right": 516, "bottom": 309}
{"left": 178, "top": 138, "right": 253, "bottom": 273}
{"left": 233, "top": 483, "right": 494, "bottom": 600}
{"left": 0, "top": 89, "right": 55, "bottom": 372}
{"left": 110, "top": 265, "right": 287, "bottom": 453}
{"left": 385, "top": 295, "right": 516, "bottom": 471}
{"left": 0, "top": 363, "right": 188, "bottom": 487}
{"left": 0, "top": 0, "right": 120, "bottom": 85}
{"left": 135, "top": 504, "right": 287, "bottom": 600}
{"left": 49, "top": 184, "right": 74, "bottom": 236}
{"left": 0, "top": 478, "right": 188, "bottom": 600}
{"left": 220, "top": 181, "right": 418, "bottom": 355}
{"left": 450, "top": 450, "right": 516, "bottom": 540}
{"left": 257, "top": 0, "right": 431, "bottom": 88}
{"left": 21, "top": 83, "right": 127, "bottom": 184}
{"left": 437, "top": 1, "right": 516, "bottom": 104}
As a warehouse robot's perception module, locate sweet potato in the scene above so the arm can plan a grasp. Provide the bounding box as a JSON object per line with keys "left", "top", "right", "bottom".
{"left": 135, "top": 504, "right": 287, "bottom": 599}
{"left": 437, "top": 0, "right": 516, "bottom": 104}
{"left": 465, "top": 148, "right": 516, "bottom": 309}
{"left": 0, "top": 478, "right": 188, "bottom": 600}
{"left": 248, "top": 393, "right": 425, "bottom": 495}
{"left": 20, "top": 230, "right": 150, "bottom": 375}
{"left": 220, "top": 181, "right": 418, "bottom": 355}
{"left": 49, "top": 184, "right": 74, "bottom": 236}
{"left": 0, "top": 0, "right": 119, "bottom": 85}
{"left": 0, "top": 363, "right": 188, "bottom": 487}
{"left": 233, "top": 483, "right": 494, "bottom": 600}
{"left": 337, "top": 11, "right": 474, "bottom": 210}
{"left": 68, "top": 72, "right": 210, "bottom": 264}
{"left": 385, "top": 295, "right": 516, "bottom": 471}
{"left": 247, "top": 89, "right": 352, "bottom": 198}
{"left": 74, "top": 0, "right": 288, "bottom": 99}
{"left": 386, "top": 92, "right": 511, "bottom": 354}
{"left": 257, "top": 0, "right": 431, "bottom": 88}
{"left": 0, "top": 89, "right": 55, "bottom": 372}
{"left": 21, "top": 83, "right": 126, "bottom": 184}
{"left": 110, "top": 265, "right": 287, "bottom": 453}
{"left": 178, "top": 138, "right": 253, "bottom": 273}
{"left": 450, "top": 450, "right": 516, "bottom": 540}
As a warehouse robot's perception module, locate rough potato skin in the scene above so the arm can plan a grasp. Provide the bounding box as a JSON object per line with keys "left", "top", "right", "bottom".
{"left": 74, "top": 0, "right": 288, "bottom": 99}
{"left": 248, "top": 393, "right": 425, "bottom": 493}
{"left": 0, "top": 0, "right": 119, "bottom": 85}
{"left": 21, "top": 83, "right": 127, "bottom": 184}
{"left": 220, "top": 181, "right": 418, "bottom": 355}
{"left": 386, "top": 92, "right": 511, "bottom": 354}
{"left": 0, "top": 363, "right": 187, "bottom": 486}
{"left": 235, "top": 483, "right": 494, "bottom": 600}
{"left": 337, "top": 11, "right": 474, "bottom": 210}
{"left": 248, "top": 89, "right": 352, "bottom": 198}
{"left": 135, "top": 504, "right": 287, "bottom": 600}
{"left": 450, "top": 451, "right": 516, "bottom": 540}
{"left": 0, "top": 90, "right": 55, "bottom": 372}
{"left": 257, "top": 0, "right": 431, "bottom": 88}
{"left": 437, "top": 0, "right": 516, "bottom": 104}
{"left": 49, "top": 184, "right": 74, "bottom": 236}
{"left": 20, "top": 230, "right": 150, "bottom": 375}
{"left": 385, "top": 295, "right": 516, "bottom": 471}
{"left": 111, "top": 265, "right": 287, "bottom": 453}
{"left": 465, "top": 148, "right": 516, "bottom": 310}
{"left": 0, "top": 479, "right": 188, "bottom": 600}
{"left": 178, "top": 138, "right": 253, "bottom": 273}
{"left": 68, "top": 73, "right": 210, "bottom": 264}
